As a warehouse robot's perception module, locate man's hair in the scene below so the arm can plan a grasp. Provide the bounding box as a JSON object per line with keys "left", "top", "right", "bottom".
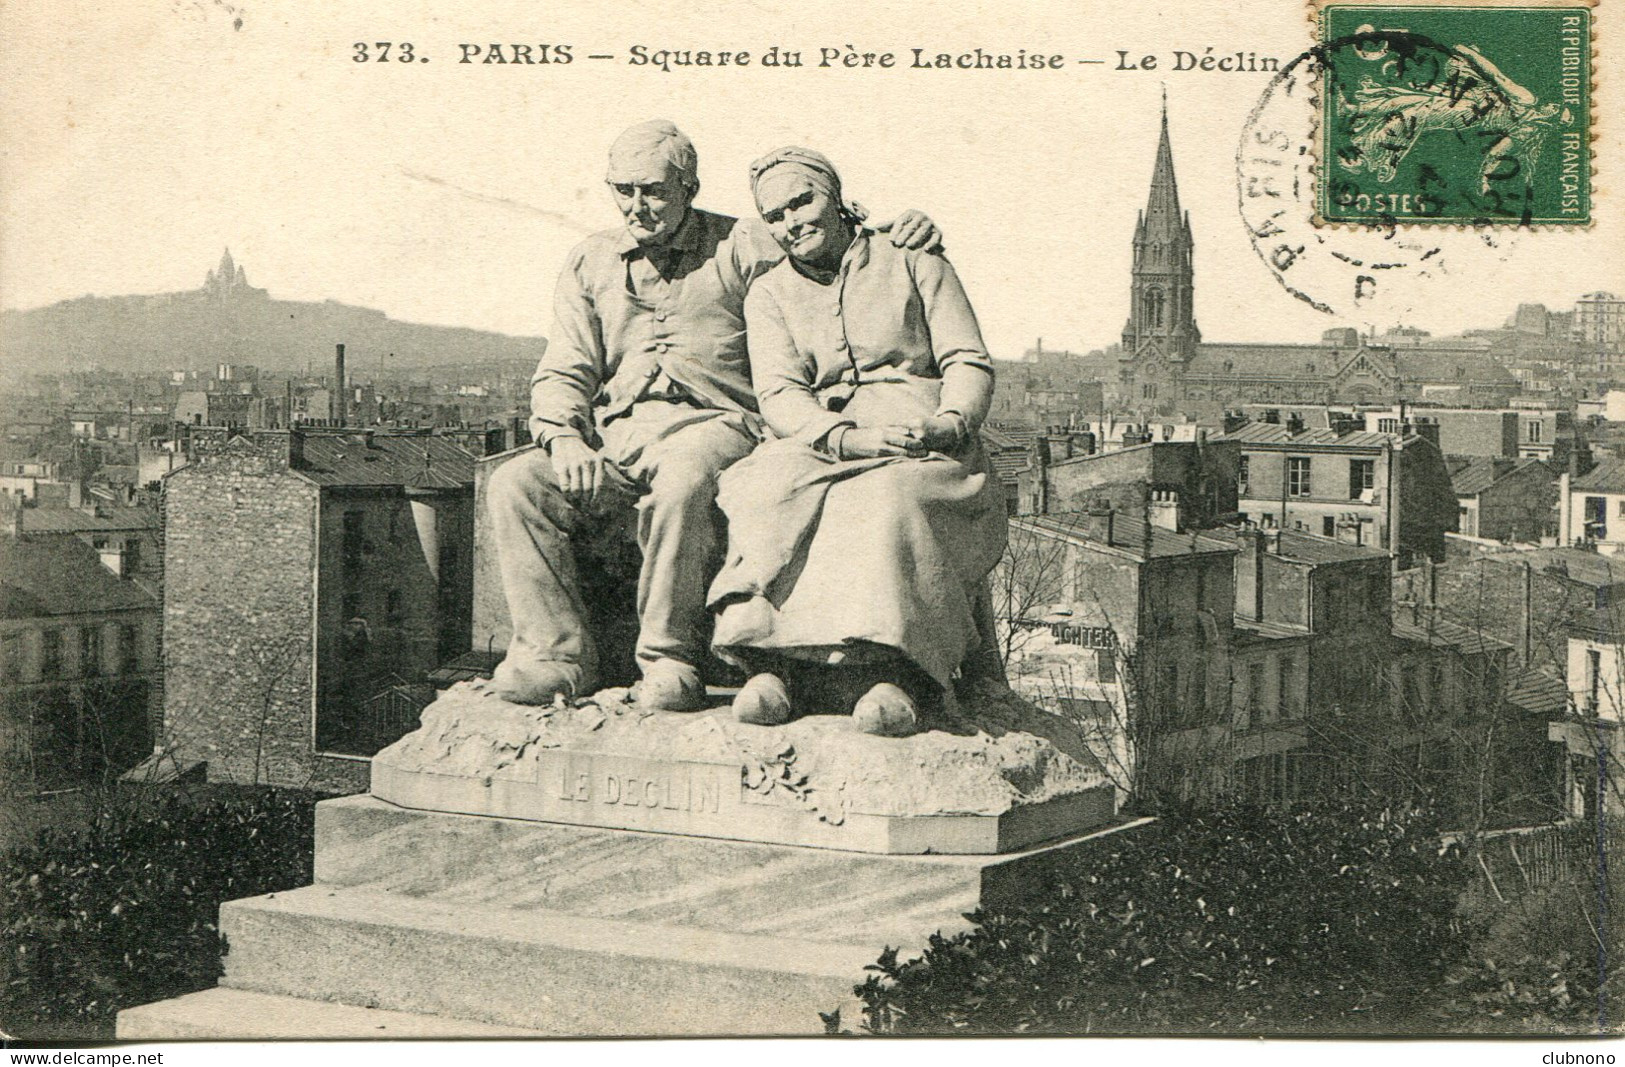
{"left": 607, "top": 120, "right": 699, "bottom": 192}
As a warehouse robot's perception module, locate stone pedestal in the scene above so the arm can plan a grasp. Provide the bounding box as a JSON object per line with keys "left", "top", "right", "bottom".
{"left": 118, "top": 681, "right": 1137, "bottom": 1037}
{"left": 371, "top": 680, "right": 1116, "bottom": 854}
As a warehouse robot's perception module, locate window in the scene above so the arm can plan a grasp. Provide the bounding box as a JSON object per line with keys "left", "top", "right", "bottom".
{"left": 80, "top": 626, "right": 102, "bottom": 677}
{"left": 342, "top": 510, "right": 365, "bottom": 568}
{"left": 1349, "top": 459, "right": 1375, "bottom": 498}
{"left": 1527, "top": 421, "right": 1543, "bottom": 442}
{"left": 118, "top": 623, "right": 140, "bottom": 675}
{"left": 1323, "top": 516, "right": 1336, "bottom": 538}
{"left": 1238, "top": 456, "right": 1250, "bottom": 496}
{"left": 1377, "top": 418, "right": 1400, "bottom": 433}
{"left": 1586, "top": 496, "right": 1608, "bottom": 541}
{"left": 1288, "top": 457, "right": 1312, "bottom": 498}
{"left": 0, "top": 632, "right": 21, "bottom": 683}
{"left": 1588, "top": 648, "right": 1602, "bottom": 711}
{"left": 1276, "top": 656, "right": 1294, "bottom": 719}
{"left": 41, "top": 629, "right": 63, "bottom": 679}
{"left": 1245, "top": 662, "right": 1266, "bottom": 727}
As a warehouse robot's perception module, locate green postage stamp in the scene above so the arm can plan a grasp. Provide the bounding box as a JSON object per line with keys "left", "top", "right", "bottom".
{"left": 1317, "top": 2, "right": 1592, "bottom": 226}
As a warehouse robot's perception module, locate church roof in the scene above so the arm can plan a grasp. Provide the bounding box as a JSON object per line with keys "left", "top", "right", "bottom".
{"left": 1187, "top": 343, "right": 1329, "bottom": 380}
{"left": 1177, "top": 340, "right": 1517, "bottom": 387}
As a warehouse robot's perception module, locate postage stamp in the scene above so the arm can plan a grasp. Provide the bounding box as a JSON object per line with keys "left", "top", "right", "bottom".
{"left": 1316, "top": 4, "right": 1593, "bottom": 226}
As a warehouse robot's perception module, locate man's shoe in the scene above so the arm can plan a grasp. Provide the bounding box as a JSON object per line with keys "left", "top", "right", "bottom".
{"left": 487, "top": 658, "right": 586, "bottom": 706}
{"left": 733, "top": 673, "right": 792, "bottom": 726}
{"left": 637, "top": 660, "right": 707, "bottom": 713}
{"left": 852, "top": 682, "right": 918, "bottom": 737}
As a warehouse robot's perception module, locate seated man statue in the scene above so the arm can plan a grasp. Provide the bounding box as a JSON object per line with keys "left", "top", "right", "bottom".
{"left": 485, "top": 120, "right": 940, "bottom": 711}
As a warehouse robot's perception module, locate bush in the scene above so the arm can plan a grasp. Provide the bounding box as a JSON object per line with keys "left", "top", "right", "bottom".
{"left": 1433, "top": 838, "right": 1624, "bottom": 1035}
{"left": 1, "top": 786, "right": 318, "bottom": 1041}
{"left": 856, "top": 802, "right": 1474, "bottom": 1035}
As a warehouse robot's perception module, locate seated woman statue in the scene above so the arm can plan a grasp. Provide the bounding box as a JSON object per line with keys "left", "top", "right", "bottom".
{"left": 707, "top": 146, "right": 1007, "bottom": 737}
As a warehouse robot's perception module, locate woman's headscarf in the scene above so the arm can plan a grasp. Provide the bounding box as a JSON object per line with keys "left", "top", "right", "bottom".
{"left": 747, "top": 146, "right": 868, "bottom": 224}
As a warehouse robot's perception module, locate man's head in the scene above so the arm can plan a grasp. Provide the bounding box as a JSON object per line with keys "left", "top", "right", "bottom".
{"left": 606, "top": 120, "right": 699, "bottom": 247}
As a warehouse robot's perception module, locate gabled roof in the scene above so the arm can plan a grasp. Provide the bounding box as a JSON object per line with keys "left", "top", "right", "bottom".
{"left": 1392, "top": 608, "right": 1509, "bottom": 655}
{"left": 1572, "top": 458, "right": 1625, "bottom": 493}
{"left": 294, "top": 434, "right": 475, "bottom": 490}
{"left": 1448, "top": 456, "right": 1547, "bottom": 497}
{"left": 1268, "top": 528, "right": 1389, "bottom": 564}
{"left": 1213, "top": 423, "right": 1404, "bottom": 449}
{"left": 18, "top": 506, "right": 157, "bottom": 534}
{"left": 0, "top": 534, "right": 157, "bottom": 618}
{"left": 1505, "top": 670, "right": 1568, "bottom": 719}
{"left": 1017, "top": 512, "right": 1235, "bottom": 560}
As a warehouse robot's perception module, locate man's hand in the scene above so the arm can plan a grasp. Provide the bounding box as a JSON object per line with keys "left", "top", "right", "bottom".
{"left": 548, "top": 436, "right": 610, "bottom": 502}
{"left": 903, "top": 415, "right": 966, "bottom": 454}
{"left": 875, "top": 209, "right": 943, "bottom": 253}
{"left": 841, "top": 425, "right": 929, "bottom": 459}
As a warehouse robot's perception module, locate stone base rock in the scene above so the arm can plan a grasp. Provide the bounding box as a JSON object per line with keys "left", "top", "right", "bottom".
{"left": 371, "top": 679, "right": 1115, "bottom": 854}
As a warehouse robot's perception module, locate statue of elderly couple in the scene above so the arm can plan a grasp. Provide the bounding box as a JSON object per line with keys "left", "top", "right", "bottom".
{"left": 486, "top": 120, "right": 1007, "bottom": 737}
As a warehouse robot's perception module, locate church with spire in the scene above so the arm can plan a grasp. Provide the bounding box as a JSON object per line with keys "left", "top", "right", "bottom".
{"left": 1110, "top": 103, "right": 1516, "bottom": 414}
{"left": 1121, "top": 98, "right": 1199, "bottom": 372}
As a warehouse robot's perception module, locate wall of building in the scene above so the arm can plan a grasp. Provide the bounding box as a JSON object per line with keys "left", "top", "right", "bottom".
{"left": 162, "top": 444, "right": 360, "bottom": 789}
{"left": 313, "top": 486, "right": 473, "bottom": 756}
{"left": 1238, "top": 447, "right": 1391, "bottom": 548}
{"left": 0, "top": 608, "right": 159, "bottom": 793}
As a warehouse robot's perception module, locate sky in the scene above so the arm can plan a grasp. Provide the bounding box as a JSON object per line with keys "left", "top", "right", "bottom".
{"left": 2, "top": 0, "right": 1621, "bottom": 364}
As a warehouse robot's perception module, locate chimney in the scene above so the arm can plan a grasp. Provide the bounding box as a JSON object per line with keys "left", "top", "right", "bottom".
{"left": 1222, "top": 410, "right": 1248, "bottom": 434}
{"left": 1046, "top": 426, "right": 1073, "bottom": 461}
{"left": 288, "top": 427, "right": 306, "bottom": 469}
{"left": 1409, "top": 418, "right": 1441, "bottom": 450}
{"left": 1285, "top": 412, "right": 1306, "bottom": 435}
{"left": 1235, "top": 527, "right": 1266, "bottom": 622}
{"left": 1084, "top": 501, "right": 1115, "bottom": 545}
{"left": 333, "top": 343, "right": 347, "bottom": 426}
{"left": 98, "top": 543, "right": 128, "bottom": 579}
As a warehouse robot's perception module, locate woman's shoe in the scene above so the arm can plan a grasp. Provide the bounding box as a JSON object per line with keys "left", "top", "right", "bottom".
{"left": 733, "top": 672, "right": 793, "bottom": 726}
{"left": 852, "top": 682, "right": 918, "bottom": 737}
{"left": 637, "top": 660, "right": 707, "bottom": 712}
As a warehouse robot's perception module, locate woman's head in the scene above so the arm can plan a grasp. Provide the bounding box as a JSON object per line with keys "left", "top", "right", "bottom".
{"left": 749, "top": 147, "right": 857, "bottom": 270}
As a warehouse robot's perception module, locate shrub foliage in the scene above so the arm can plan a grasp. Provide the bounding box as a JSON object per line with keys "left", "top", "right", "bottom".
{"left": 1, "top": 787, "right": 317, "bottom": 1040}
{"left": 858, "top": 803, "right": 1480, "bottom": 1035}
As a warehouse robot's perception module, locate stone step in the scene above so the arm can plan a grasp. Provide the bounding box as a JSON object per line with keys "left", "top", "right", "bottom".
{"left": 116, "top": 987, "right": 543, "bottom": 1040}
{"left": 219, "top": 884, "right": 871, "bottom": 1036}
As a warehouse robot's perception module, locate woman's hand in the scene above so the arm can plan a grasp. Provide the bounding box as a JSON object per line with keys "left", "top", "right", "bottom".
{"left": 903, "top": 415, "right": 967, "bottom": 453}
{"left": 841, "top": 425, "right": 929, "bottom": 459}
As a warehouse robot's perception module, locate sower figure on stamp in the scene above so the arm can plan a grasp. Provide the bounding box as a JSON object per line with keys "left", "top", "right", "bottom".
{"left": 485, "top": 120, "right": 943, "bottom": 710}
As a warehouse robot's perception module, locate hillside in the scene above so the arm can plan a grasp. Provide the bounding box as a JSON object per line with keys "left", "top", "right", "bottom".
{"left": 0, "top": 252, "right": 546, "bottom": 378}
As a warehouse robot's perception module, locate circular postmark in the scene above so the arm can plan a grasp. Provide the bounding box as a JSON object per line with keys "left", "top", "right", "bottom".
{"left": 1237, "top": 30, "right": 1532, "bottom": 318}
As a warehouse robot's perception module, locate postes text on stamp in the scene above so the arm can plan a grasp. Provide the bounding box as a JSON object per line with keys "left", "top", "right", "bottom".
{"left": 1317, "top": 5, "right": 1591, "bottom": 226}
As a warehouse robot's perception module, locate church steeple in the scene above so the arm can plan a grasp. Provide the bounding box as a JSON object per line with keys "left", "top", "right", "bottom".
{"left": 1123, "top": 94, "right": 1199, "bottom": 363}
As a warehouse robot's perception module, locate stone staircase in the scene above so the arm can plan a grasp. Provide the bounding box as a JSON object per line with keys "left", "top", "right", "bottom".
{"left": 118, "top": 794, "right": 1143, "bottom": 1038}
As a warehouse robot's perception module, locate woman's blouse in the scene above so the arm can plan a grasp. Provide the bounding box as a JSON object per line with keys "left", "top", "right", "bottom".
{"left": 742, "top": 231, "right": 993, "bottom": 444}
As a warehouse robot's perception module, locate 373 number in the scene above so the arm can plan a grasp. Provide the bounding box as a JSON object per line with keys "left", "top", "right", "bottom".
{"left": 353, "top": 42, "right": 420, "bottom": 62}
